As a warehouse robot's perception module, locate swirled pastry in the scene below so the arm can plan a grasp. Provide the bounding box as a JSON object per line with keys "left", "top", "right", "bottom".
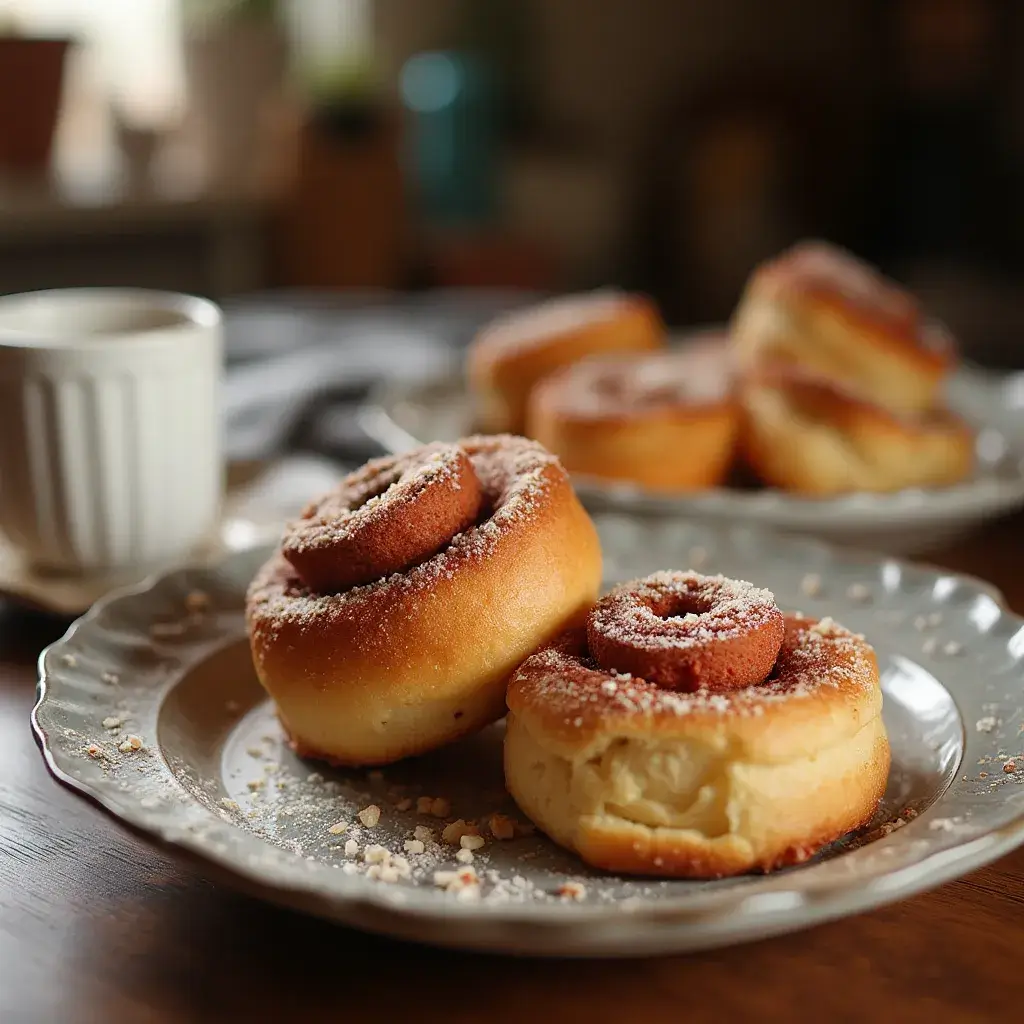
{"left": 467, "top": 290, "right": 664, "bottom": 434}
{"left": 247, "top": 436, "right": 602, "bottom": 765}
{"left": 740, "top": 366, "right": 973, "bottom": 494}
{"left": 732, "top": 240, "right": 954, "bottom": 416}
{"left": 505, "top": 571, "right": 890, "bottom": 877}
{"left": 526, "top": 337, "right": 739, "bottom": 492}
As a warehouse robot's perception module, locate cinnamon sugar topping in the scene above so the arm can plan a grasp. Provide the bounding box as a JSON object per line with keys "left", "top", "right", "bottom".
{"left": 514, "top": 612, "right": 872, "bottom": 722}
{"left": 247, "top": 436, "right": 563, "bottom": 633}
{"left": 535, "top": 340, "right": 732, "bottom": 420}
{"left": 589, "top": 571, "right": 779, "bottom": 652}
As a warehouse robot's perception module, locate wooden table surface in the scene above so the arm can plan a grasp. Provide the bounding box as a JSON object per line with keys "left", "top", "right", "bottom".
{"left": 3, "top": 519, "right": 1024, "bottom": 1023}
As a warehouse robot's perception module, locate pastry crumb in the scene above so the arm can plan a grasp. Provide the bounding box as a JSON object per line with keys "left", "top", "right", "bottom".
{"left": 327, "top": 820, "right": 347, "bottom": 835}
{"left": 442, "top": 819, "right": 478, "bottom": 845}
{"left": 487, "top": 814, "right": 516, "bottom": 840}
{"left": 455, "top": 848, "right": 475, "bottom": 864}
{"left": 413, "top": 824, "right": 435, "bottom": 843}
{"left": 220, "top": 798, "right": 239, "bottom": 811}
{"left": 976, "top": 716, "right": 999, "bottom": 733}
{"left": 394, "top": 797, "right": 413, "bottom": 811}
{"left": 85, "top": 743, "right": 103, "bottom": 758}
{"left": 101, "top": 716, "right": 122, "bottom": 730}
{"left": 344, "top": 839, "right": 359, "bottom": 856}
{"left": 358, "top": 804, "right": 381, "bottom": 828}
{"left": 1004, "top": 761, "right": 1017, "bottom": 774}
{"left": 430, "top": 797, "right": 451, "bottom": 818}
{"left": 557, "top": 881, "right": 587, "bottom": 901}
{"left": 433, "top": 866, "right": 479, "bottom": 897}
{"left": 460, "top": 834, "right": 485, "bottom": 851}
{"left": 404, "top": 839, "right": 425, "bottom": 855}
{"left": 118, "top": 734, "right": 143, "bottom": 753}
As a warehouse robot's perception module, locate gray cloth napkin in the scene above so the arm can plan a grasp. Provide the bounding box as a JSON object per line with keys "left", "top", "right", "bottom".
{"left": 221, "top": 288, "right": 535, "bottom": 465}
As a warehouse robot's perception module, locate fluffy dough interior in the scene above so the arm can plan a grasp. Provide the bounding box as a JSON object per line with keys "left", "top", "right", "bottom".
{"left": 505, "top": 711, "right": 888, "bottom": 862}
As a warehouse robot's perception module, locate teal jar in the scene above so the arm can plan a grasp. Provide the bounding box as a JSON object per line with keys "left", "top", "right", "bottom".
{"left": 399, "top": 50, "right": 498, "bottom": 228}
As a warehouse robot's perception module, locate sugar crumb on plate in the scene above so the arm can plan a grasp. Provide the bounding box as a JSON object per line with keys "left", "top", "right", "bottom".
{"left": 357, "top": 804, "right": 381, "bottom": 828}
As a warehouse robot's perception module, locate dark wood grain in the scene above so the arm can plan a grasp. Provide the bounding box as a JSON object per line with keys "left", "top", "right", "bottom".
{"left": 3, "top": 519, "right": 1024, "bottom": 1023}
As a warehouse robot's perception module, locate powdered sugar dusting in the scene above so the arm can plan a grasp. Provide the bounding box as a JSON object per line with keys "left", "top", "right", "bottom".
{"left": 247, "top": 436, "right": 563, "bottom": 630}
{"left": 590, "top": 571, "right": 779, "bottom": 652}
{"left": 513, "top": 614, "right": 874, "bottom": 723}
{"left": 767, "top": 240, "right": 917, "bottom": 326}
{"left": 476, "top": 289, "right": 627, "bottom": 358}
{"left": 283, "top": 443, "right": 467, "bottom": 553}
{"left": 536, "top": 340, "right": 732, "bottom": 420}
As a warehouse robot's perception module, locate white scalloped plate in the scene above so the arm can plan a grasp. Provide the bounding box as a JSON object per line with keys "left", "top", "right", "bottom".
{"left": 32, "top": 518, "right": 1024, "bottom": 956}
{"left": 361, "top": 361, "right": 1024, "bottom": 555}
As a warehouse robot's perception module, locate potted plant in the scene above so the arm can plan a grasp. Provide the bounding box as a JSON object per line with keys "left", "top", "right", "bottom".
{"left": 0, "top": 17, "right": 73, "bottom": 176}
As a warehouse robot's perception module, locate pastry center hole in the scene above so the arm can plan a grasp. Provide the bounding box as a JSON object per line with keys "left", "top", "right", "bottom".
{"left": 650, "top": 593, "right": 712, "bottom": 621}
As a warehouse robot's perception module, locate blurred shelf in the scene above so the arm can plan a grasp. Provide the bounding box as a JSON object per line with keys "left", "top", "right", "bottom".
{"left": 0, "top": 168, "right": 278, "bottom": 298}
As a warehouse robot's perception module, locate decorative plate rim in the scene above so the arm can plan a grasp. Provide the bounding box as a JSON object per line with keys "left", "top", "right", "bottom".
{"left": 31, "top": 522, "right": 1024, "bottom": 956}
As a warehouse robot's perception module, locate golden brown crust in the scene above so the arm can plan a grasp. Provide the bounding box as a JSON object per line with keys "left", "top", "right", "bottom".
{"left": 504, "top": 611, "right": 889, "bottom": 877}
{"left": 247, "top": 435, "right": 602, "bottom": 765}
{"left": 467, "top": 291, "right": 664, "bottom": 434}
{"left": 732, "top": 240, "right": 954, "bottom": 416}
{"left": 740, "top": 367, "right": 974, "bottom": 494}
{"left": 526, "top": 340, "right": 739, "bottom": 492}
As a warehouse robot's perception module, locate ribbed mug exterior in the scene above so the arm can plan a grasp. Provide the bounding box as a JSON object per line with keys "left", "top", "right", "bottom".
{"left": 0, "top": 289, "right": 223, "bottom": 574}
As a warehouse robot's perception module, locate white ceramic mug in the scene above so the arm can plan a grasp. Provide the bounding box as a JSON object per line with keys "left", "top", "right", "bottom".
{"left": 0, "top": 289, "right": 224, "bottom": 574}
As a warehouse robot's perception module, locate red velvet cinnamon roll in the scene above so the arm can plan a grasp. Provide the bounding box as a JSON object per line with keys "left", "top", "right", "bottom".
{"left": 505, "top": 571, "right": 890, "bottom": 878}
{"left": 247, "top": 436, "right": 602, "bottom": 765}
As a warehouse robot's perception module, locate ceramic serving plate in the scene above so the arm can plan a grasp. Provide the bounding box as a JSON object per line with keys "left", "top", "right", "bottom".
{"left": 33, "top": 518, "right": 1024, "bottom": 957}
{"left": 361, "top": 361, "right": 1024, "bottom": 555}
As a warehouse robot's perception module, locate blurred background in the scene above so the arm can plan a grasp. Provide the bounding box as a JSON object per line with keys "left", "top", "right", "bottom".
{"left": 2, "top": 0, "right": 1023, "bottom": 449}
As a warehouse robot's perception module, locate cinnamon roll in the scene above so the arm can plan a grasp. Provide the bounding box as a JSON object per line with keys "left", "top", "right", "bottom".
{"left": 247, "top": 436, "right": 602, "bottom": 765}
{"left": 505, "top": 571, "right": 890, "bottom": 877}
{"left": 732, "top": 240, "right": 954, "bottom": 416}
{"left": 467, "top": 290, "right": 664, "bottom": 434}
{"left": 526, "top": 336, "right": 738, "bottom": 492}
{"left": 740, "top": 366, "right": 974, "bottom": 494}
